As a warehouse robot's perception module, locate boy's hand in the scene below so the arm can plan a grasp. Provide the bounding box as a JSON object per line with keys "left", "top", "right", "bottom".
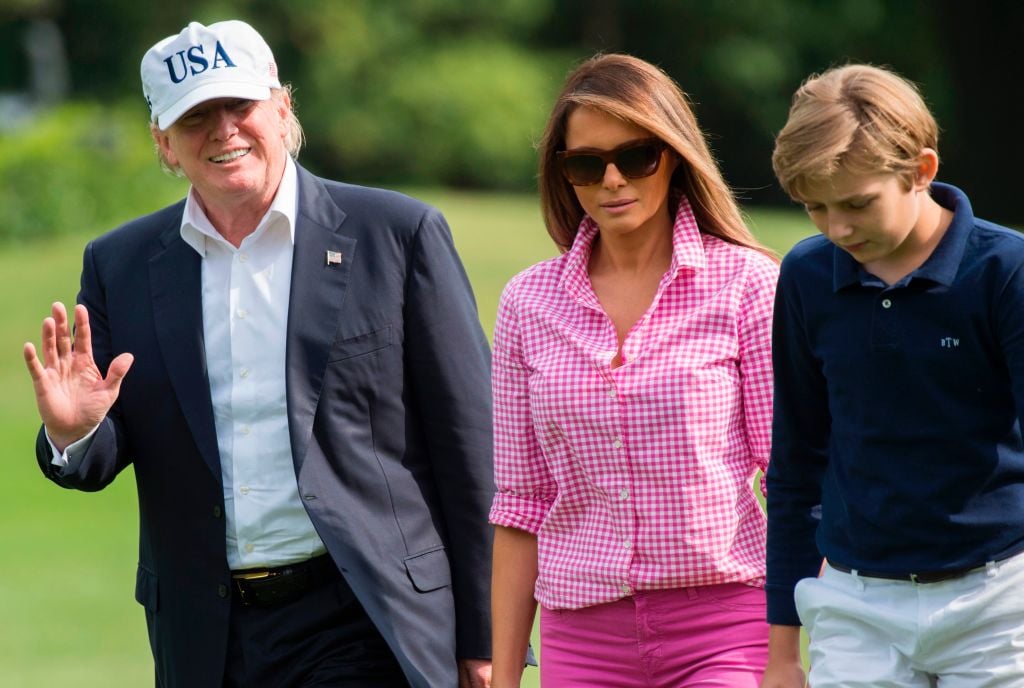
{"left": 761, "top": 624, "right": 806, "bottom": 688}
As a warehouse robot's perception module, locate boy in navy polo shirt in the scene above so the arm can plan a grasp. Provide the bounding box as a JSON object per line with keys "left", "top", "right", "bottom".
{"left": 762, "top": 64, "right": 1024, "bottom": 688}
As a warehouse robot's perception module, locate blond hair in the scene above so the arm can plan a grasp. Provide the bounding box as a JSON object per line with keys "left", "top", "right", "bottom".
{"left": 538, "top": 53, "right": 770, "bottom": 256}
{"left": 152, "top": 85, "right": 305, "bottom": 177}
{"left": 772, "top": 64, "right": 938, "bottom": 200}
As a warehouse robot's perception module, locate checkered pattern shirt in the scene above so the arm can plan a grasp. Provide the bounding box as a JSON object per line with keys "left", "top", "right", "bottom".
{"left": 489, "top": 197, "right": 778, "bottom": 610}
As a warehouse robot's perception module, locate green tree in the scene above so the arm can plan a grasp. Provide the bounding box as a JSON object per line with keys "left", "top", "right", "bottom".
{"left": 279, "top": 0, "right": 565, "bottom": 188}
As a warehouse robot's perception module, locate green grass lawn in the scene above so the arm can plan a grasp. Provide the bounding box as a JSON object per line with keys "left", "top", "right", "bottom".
{"left": 0, "top": 191, "right": 813, "bottom": 687}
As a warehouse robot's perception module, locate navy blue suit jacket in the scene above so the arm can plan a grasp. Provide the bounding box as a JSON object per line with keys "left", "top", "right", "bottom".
{"left": 36, "top": 166, "right": 494, "bottom": 687}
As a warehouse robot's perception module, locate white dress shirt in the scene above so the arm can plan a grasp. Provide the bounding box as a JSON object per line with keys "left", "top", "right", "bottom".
{"left": 54, "top": 156, "right": 325, "bottom": 570}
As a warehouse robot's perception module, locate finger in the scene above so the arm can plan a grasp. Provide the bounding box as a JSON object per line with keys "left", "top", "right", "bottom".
{"left": 52, "top": 302, "right": 72, "bottom": 358}
{"left": 73, "top": 304, "right": 93, "bottom": 358}
{"left": 101, "top": 352, "right": 135, "bottom": 391}
{"left": 23, "top": 342, "right": 44, "bottom": 380}
{"left": 39, "top": 316, "right": 58, "bottom": 368}
{"left": 459, "top": 666, "right": 485, "bottom": 688}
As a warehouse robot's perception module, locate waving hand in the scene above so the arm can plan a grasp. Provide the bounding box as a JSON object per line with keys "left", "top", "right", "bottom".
{"left": 23, "top": 302, "right": 133, "bottom": 453}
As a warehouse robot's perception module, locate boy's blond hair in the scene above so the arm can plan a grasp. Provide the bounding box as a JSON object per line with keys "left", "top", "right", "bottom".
{"left": 772, "top": 64, "right": 938, "bottom": 200}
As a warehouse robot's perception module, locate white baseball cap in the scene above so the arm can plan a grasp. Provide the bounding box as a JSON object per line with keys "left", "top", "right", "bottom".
{"left": 141, "top": 20, "right": 281, "bottom": 130}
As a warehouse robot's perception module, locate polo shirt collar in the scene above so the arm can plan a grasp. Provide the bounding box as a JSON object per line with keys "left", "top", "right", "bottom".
{"left": 832, "top": 181, "right": 974, "bottom": 291}
{"left": 915, "top": 182, "right": 973, "bottom": 285}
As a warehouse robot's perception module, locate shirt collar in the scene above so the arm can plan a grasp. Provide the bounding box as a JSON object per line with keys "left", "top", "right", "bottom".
{"left": 560, "top": 194, "right": 707, "bottom": 303}
{"left": 833, "top": 181, "right": 974, "bottom": 291}
{"left": 180, "top": 155, "right": 299, "bottom": 255}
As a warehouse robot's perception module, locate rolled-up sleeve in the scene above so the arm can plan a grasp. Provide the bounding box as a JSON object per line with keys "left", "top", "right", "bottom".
{"left": 488, "top": 278, "right": 556, "bottom": 534}
{"left": 737, "top": 253, "right": 779, "bottom": 485}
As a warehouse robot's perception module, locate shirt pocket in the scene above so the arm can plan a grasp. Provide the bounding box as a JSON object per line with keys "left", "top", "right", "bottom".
{"left": 327, "top": 325, "right": 392, "bottom": 363}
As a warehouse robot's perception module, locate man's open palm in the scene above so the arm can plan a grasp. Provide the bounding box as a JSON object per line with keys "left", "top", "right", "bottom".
{"left": 23, "top": 302, "right": 133, "bottom": 452}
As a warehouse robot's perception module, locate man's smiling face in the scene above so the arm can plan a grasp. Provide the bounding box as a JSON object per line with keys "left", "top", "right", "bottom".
{"left": 152, "top": 95, "right": 289, "bottom": 213}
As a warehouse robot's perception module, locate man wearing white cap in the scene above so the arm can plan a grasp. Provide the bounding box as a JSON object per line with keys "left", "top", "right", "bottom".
{"left": 24, "top": 20, "right": 493, "bottom": 688}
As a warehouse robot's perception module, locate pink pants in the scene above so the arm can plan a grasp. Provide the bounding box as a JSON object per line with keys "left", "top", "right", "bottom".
{"left": 539, "top": 584, "right": 769, "bottom": 687}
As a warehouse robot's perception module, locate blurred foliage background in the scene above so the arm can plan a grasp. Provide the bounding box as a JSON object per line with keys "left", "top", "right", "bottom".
{"left": 0, "top": 0, "right": 1022, "bottom": 246}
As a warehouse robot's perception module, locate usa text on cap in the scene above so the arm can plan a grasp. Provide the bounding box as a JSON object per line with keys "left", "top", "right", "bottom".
{"left": 141, "top": 20, "right": 281, "bottom": 130}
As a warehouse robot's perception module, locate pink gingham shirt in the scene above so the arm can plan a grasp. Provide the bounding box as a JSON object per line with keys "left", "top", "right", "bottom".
{"left": 489, "top": 197, "right": 779, "bottom": 610}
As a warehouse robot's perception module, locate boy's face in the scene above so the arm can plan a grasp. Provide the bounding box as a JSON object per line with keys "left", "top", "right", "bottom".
{"left": 798, "top": 160, "right": 933, "bottom": 271}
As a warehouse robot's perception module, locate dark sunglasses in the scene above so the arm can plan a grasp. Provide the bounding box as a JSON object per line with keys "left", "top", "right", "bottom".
{"left": 557, "top": 139, "right": 667, "bottom": 186}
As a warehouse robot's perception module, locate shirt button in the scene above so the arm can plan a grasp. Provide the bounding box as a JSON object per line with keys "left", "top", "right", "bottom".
{"left": 607, "top": 387, "right": 617, "bottom": 398}
{"left": 619, "top": 489, "right": 629, "bottom": 500}
{"left": 612, "top": 438, "right": 623, "bottom": 449}
{"left": 239, "top": 368, "right": 250, "bottom": 379}
{"left": 237, "top": 308, "right": 248, "bottom": 319}
{"left": 881, "top": 298, "right": 893, "bottom": 309}
{"left": 238, "top": 253, "right": 249, "bottom": 263}
{"left": 213, "top": 505, "right": 223, "bottom": 518}
{"left": 218, "top": 584, "right": 229, "bottom": 598}
{"left": 240, "top": 486, "right": 250, "bottom": 495}
{"left": 623, "top": 539, "right": 632, "bottom": 550}
{"left": 244, "top": 543, "right": 254, "bottom": 553}
{"left": 240, "top": 425, "right": 251, "bottom": 436}
{"left": 621, "top": 583, "right": 632, "bottom": 595}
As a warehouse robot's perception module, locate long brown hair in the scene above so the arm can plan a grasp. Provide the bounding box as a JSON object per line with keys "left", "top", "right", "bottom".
{"left": 538, "top": 54, "right": 771, "bottom": 257}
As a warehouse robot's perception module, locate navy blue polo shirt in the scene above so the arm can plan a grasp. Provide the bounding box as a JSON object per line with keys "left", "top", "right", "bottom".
{"left": 766, "top": 182, "right": 1024, "bottom": 625}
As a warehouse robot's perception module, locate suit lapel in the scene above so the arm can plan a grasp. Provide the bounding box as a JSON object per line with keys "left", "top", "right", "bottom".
{"left": 149, "top": 224, "right": 222, "bottom": 480}
{"left": 286, "top": 168, "right": 356, "bottom": 472}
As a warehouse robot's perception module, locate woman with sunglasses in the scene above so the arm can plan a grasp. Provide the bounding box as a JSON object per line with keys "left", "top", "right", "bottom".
{"left": 489, "top": 54, "right": 780, "bottom": 687}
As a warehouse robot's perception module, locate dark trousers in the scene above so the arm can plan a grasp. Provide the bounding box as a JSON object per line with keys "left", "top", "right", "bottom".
{"left": 224, "top": 564, "right": 408, "bottom": 687}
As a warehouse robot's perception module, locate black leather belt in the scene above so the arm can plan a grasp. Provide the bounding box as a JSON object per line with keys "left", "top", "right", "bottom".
{"left": 232, "top": 554, "right": 338, "bottom": 606}
{"left": 827, "top": 559, "right": 982, "bottom": 584}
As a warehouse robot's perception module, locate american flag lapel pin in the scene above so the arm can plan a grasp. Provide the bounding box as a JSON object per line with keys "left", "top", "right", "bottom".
{"left": 326, "top": 250, "right": 343, "bottom": 266}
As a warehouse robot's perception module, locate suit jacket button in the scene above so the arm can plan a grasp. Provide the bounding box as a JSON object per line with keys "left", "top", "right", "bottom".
{"left": 217, "top": 584, "right": 228, "bottom": 598}
{"left": 213, "top": 506, "right": 223, "bottom": 518}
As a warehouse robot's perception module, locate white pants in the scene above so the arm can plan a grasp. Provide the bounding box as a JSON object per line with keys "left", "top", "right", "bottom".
{"left": 795, "top": 550, "right": 1024, "bottom": 687}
